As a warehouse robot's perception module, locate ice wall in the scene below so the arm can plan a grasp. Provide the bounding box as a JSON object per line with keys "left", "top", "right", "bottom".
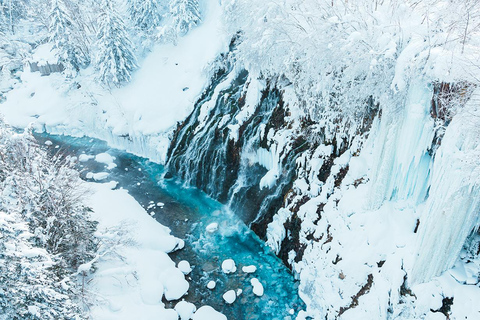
{"left": 368, "top": 81, "right": 435, "bottom": 210}
{"left": 410, "top": 90, "right": 480, "bottom": 284}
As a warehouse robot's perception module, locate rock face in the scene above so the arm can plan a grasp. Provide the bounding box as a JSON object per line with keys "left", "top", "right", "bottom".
{"left": 166, "top": 64, "right": 306, "bottom": 238}
{"left": 165, "top": 49, "right": 480, "bottom": 318}
{"left": 29, "top": 62, "right": 65, "bottom": 76}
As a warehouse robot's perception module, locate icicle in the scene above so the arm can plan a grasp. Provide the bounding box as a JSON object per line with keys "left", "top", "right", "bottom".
{"left": 410, "top": 90, "right": 480, "bottom": 284}
{"left": 368, "top": 81, "right": 435, "bottom": 209}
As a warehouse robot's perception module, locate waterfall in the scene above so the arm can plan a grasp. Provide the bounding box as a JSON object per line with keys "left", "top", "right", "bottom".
{"left": 166, "top": 66, "right": 307, "bottom": 237}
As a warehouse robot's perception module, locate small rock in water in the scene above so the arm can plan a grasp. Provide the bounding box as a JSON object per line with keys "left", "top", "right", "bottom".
{"left": 137, "top": 182, "right": 141, "bottom": 186}
{"left": 250, "top": 278, "right": 264, "bottom": 297}
{"left": 157, "top": 202, "right": 165, "bottom": 207}
{"left": 178, "top": 260, "right": 192, "bottom": 275}
{"left": 44, "top": 140, "right": 53, "bottom": 146}
{"left": 221, "top": 259, "right": 237, "bottom": 274}
{"left": 242, "top": 265, "right": 257, "bottom": 273}
{"left": 222, "top": 290, "right": 236, "bottom": 304}
{"left": 206, "top": 222, "right": 218, "bottom": 233}
{"left": 202, "top": 262, "right": 215, "bottom": 272}
{"left": 289, "top": 309, "right": 295, "bottom": 315}
{"left": 55, "top": 145, "right": 59, "bottom": 149}
{"left": 236, "top": 289, "right": 243, "bottom": 296}
{"left": 175, "top": 300, "right": 197, "bottom": 320}
{"left": 149, "top": 211, "right": 155, "bottom": 216}
{"left": 207, "top": 281, "right": 216, "bottom": 289}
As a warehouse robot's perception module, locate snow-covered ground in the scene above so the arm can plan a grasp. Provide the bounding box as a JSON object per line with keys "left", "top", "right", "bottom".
{"left": 0, "top": 0, "right": 227, "bottom": 164}
{"left": 85, "top": 181, "right": 226, "bottom": 320}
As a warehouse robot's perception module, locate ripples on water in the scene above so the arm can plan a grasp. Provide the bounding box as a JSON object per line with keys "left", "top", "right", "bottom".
{"left": 35, "top": 133, "right": 306, "bottom": 320}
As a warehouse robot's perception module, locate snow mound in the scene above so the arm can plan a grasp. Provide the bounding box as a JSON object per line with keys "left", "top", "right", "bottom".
{"left": 222, "top": 290, "right": 236, "bottom": 304}
{"left": 160, "top": 267, "right": 189, "bottom": 301}
{"left": 192, "top": 306, "right": 227, "bottom": 320}
{"left": 221, "top": 259, "right": 236, "bottom": 274}
{"left": 207, "top": 281, "right": 216, "bottom": 289}
{"left": 175, "top": 300, "right": 197, "bottom": 320}
{"left": 178, "top": 260, "right": 192, "bottom": 275}
{"left": 242, "top": 265, "right": 257, "bottom": 273}
{"left": 95, "top": 153, "right": 117, "bottom": 169}
{"left": 206, "top": 222, "right": 218, "bottom": 233}
{"left": 250, "top": 278, "right": 264, "bottom": 297}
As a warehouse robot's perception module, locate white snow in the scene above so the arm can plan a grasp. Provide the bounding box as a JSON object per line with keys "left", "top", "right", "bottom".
{"left": 92, "top": 172, "right": 109, "bottom": 181}
{"left": 205, "top": 222, "right": 219, "bottom": 233}
{"left": 250, "top": 278, "right": 264, "bottom": 297}
{"left": 0, "top": 0, "right": 228, "bottom": 165}
{"left": 178, "top": 260, "right": 192, "bottom": 275}
{"left": 79, "top": 154, "right": 94, "bottom": 162}
{"left": 192, "top": 306, "right": 227, "bottom": 320}
{"left": 175, "top": 300, "right": 197, "bottom": 320}
{"left": 242, "top": 265, "right": 257, "bottom": 273}
{"left": 222, "top": 290, "right": 236, "bottom": 304}
{"left": 221, "top": 259, "right": 236, "bottom": 274}
{"left": 207, "top": 281, "right": 216, "bottom": 289}
{"left": 85, "top": 183, "right": 194, "bottom": 319}
{"left": 95, "top": 153, "right": 117, "bottom": 169}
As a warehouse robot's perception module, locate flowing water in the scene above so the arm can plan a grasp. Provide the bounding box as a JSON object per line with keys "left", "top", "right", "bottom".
{"left": 35, "top": 133, "right": 305, "bottom": 320}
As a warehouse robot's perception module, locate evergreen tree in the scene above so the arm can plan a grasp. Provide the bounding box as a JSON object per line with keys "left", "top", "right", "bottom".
{"left": 95, "top": 0, "right": 138, "bottom": 87}
{"left": 170, "top": 0, "right": 201, "bottom": 36}
{"left": 128, "top": 0, "right": 161, "bottom": 34}
{"left": 48, "top": 0, "right": 88, "bottom": 71}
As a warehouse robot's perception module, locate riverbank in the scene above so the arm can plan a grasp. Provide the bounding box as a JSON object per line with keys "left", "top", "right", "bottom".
{"left": 37, "top": 133, "right": 305, "bottom": 320}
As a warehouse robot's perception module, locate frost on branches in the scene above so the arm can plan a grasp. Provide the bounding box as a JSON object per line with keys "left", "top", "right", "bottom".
{"left": 0, "top": 119, "right": 98, "bottom": 319}
{"left": 95, "top": 0, "right": 138, "bottom": 88}
{"left": 128, "top": 0, "right": 162, "bottom": 34}
{"left": 48, "top": 0, "right": 88, "bottom": 71}
{"left": 170, "top": 0, "right": 201, "bottom": 36}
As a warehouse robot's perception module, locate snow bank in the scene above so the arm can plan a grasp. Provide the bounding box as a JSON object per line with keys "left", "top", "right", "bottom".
{"left": 86, "top": 183, "right": 188, "bottom": 319}
{"left": 192, "top": 306, "right": 227, "bottom": 320}
{"left": 0, "top": 0, "right": 228, "bottom": 165}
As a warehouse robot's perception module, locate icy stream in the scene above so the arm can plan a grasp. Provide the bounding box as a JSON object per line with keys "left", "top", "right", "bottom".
{"left": 35, "top": 133, "right": 305, "bottom": 320}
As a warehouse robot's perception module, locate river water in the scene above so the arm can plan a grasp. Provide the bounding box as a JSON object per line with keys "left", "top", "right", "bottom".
{"left": 34, "top": 133, "right": 305, "bottom": 320}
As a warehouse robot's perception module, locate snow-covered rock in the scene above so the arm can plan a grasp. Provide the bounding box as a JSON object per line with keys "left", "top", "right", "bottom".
{"left": 242, "top": 265, "right": 257, "bottom": 273}
{"left": 250, "top": 278, "right": 264, "bottom": 297}
{"left": 175, "top": 301, "right": 197, "bottom": 320}
{"left": 178, "top": 260, "right": 192, "bottom": 275}
{"left": 206, "top": 222, "right": 219, "bottom": 233}
{"left": 192, "top": 306, "right": 227, "bottom": 320}
{"left": 222, "top": 290, "right": 236, "bottom": 304}
{"left": 221, "top": 259, "right": 236, "bottom": 274}
{"left": 207, "top": 281, "right": 216, "bottom": 289}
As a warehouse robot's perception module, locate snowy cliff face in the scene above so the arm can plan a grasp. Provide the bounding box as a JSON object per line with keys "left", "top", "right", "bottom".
{"left": 2, "top": 0, "right": 480, "bottom": 319}
{"left": 164, "top": 1, "right": 480, "bottom": 319}
{"left": 165, "top": 59, "right": 480, "bottom": 318}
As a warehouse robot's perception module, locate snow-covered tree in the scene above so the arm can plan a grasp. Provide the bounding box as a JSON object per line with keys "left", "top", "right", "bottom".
{"left": 128, "top": 0, "right": 161, "bottom": 34}
{"left": 48, "top": 0, "right": 85, "bottom": 71}
{"left": 170, "top": 0, "right": 201, "bottom": 36}
{"left": 95, "top": 0, "right": 138, "bottom": 87}
{"left": 0, "top": 0, "right": 27, "bottom": 34}
{"left": 0, "top": 120, "right": 95, "bottom": 319}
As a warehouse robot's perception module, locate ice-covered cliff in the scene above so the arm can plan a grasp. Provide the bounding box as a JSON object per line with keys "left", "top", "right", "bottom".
{"left": 1, "top": 0, "right": 480, "bottom": 319}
